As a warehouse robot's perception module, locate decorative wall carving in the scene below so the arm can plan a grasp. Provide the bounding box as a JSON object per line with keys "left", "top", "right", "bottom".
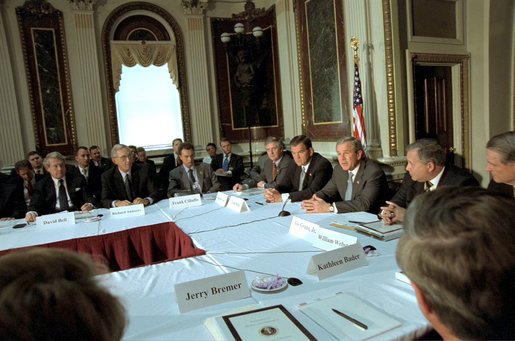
{"left": 16, "top": 0, "right": 77, "bottom": 156}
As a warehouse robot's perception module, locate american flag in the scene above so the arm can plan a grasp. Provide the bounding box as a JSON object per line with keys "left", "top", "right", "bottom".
{"left": 352, "top": 62, "right": 367, "bottom": 148}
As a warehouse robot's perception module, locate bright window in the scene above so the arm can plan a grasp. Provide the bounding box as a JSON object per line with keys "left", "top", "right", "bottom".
{"left": 115, "top": 64, "right": 183, "bottom": 150}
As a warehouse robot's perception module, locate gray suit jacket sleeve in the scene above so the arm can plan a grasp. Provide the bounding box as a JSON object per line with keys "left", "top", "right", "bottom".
{"left": 317, "top": 159, "right": 388, "bottom": 213}
{"left": 167, "top": 164, "right": 221, "bottom": 197}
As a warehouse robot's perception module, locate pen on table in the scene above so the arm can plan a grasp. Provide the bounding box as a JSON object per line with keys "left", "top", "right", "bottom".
{"left": 255, "top": 201, "right": 264, "bottom": 205}
{"left": 348, "top": 220, "right": 380, "bottom": 225}
{"left": 331, "top": 308, "right": 368, "bottom": 330}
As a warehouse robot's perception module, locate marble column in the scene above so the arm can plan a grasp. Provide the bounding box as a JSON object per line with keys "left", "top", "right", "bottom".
{"left": 68, "top": 0, "right": 108, "bottom": 152}
{"left": 0, "top": 12, "right": 25, "bottom": 166}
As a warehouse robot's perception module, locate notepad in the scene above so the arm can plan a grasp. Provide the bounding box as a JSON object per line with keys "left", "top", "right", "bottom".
{"left": 298, "top": 293, "right": 401, "bottom": 340}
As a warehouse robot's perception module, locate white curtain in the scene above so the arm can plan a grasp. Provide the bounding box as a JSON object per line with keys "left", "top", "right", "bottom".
{"left": 111, "top": 41, "right": 179, "bottom": 91}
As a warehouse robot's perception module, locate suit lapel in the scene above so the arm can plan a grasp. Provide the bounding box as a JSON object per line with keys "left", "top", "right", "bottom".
{"left": 353, "top": 160, "right": 366, "bottom": 193}
{"left": 131, "top": 166, "right": 140, "bottom": 195}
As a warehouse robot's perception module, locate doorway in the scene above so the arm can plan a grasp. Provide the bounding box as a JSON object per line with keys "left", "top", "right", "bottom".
{"left": 407, "top": 53, "right": 471, "bottom": 169}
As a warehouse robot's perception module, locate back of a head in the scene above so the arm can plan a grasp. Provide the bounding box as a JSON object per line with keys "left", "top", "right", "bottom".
{"left": 0, "top": 248, "right": 126, "bottom": 341}
{"left": 396, "top": 187, "right": 515, "bottom": 340}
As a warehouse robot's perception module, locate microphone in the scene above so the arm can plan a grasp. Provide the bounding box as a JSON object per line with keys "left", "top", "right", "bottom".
{"left": 278, "top": 195, "right": 291, "bottom": 217}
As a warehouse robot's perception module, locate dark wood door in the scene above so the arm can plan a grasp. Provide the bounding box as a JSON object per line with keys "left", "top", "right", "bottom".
{"left": 414, "top": 65, "right": 455, "bottom": 164}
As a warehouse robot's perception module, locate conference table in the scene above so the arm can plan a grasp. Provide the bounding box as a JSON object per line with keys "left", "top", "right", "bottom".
{"left": 0, "top": 191, "right": 430, "bottom": 340}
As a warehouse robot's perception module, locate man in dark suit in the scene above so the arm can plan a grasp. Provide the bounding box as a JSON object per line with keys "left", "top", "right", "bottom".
{"left": 168, "top": 143, "right": 221, "bottom": 197}
{"left": 70, "top": 146, "right": 103, "bottom": 202}
{"left": 101, "top": 144, "right": 162, "bottom": 208}
{"left": 9, "top": 159, "right": 44, "bottom": 208}
{"left": 302, "top": 136, "right": 389, "bottom": 214}
{"left": 234, "top": 136, "right": 295, "bottom": 191}
{"left": 27, "top": 151, "right": 45, "bottom": 176}
{"left": 136, "top": 146, "right": 157, "bottom": 178}
{"left": 25, "top": 152, "right": 95, "bottom": 222}
{"left": 159, "top": 138, "right": 183, "bottom": 191}
{"left": 265, "top": 135, "right": 333, "bottom": 202}
{"left": 211, "top": 138, "right": 244, "bottom": 191}
{"left": 0, "top": 172, "right": 25, "bottom": 219}
{"left": 485, "top": 131, "right": 514, "bottom": 197}
{"left": 89, "top": 145, "right": 113, "bottom": 172}
{"left": 381, "top": 139, "right": 479, "bottom": 224}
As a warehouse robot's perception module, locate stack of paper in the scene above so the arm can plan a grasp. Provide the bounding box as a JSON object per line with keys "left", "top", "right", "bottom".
{"left": 299, "top": 293, "right": 401, "bottom": 340}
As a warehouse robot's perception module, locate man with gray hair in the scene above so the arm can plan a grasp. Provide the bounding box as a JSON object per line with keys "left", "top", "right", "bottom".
{"left": 381, "top": 139, "right": 478, "bottom": 225}
{"left": 25, "top": 152, "right": 95, "bottom": 222}
{"left": 396, "top": 187, "right": 515, "bottom": 340}
{"left": 233, "top": 136, "right": 294, "bottom": 191}
{"left": 486, "top": 131, "right": 515, "bottom": 197}
{"left": 302, "top": 136, "right": 388, "bottom": 213}
{"left": 101, "top": 144, "right": 161, "bottom": 208}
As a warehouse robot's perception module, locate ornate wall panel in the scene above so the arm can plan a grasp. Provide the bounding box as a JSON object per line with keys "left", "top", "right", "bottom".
{"left": 16, "top": 0, "right": 77, "bottom": 156}
{"left": 295, "top": 0, "right": 349, "bottom": 140}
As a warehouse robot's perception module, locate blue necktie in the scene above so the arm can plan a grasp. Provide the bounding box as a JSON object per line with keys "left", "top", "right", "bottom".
{"left": 222, "top": 155, "right": 229, "bottom": 171}
{"left": 344, "top": 172, "right": 353, "bottom": 200}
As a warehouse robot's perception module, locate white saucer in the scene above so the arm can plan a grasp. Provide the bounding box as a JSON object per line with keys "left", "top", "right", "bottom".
{"left": 251, "top": 275, "right": 288, "bottom": 293}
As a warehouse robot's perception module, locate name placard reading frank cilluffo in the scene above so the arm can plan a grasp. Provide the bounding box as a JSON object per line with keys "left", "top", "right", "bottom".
{"left": 175, "top": 271, "right": 250, "bottom": 313}
{"left": 307, "top": 242, "right": 368, "bottom": 280}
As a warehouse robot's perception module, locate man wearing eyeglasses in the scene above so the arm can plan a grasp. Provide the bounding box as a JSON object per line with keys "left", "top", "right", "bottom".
{"left": 101, "top": 144, "right": 161, "bottom": 208}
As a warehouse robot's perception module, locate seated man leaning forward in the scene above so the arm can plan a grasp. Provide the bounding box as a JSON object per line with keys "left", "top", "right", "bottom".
{"left": 265, "top": 135, "right": 333, "bottom": 203}
{"left": 233, "top": 136, "right": 295, "bottom": 191}
{"left": 167, "top": 142, "right": 221, "bottom": 197}
{"left": 25, "top": 152, "right": 95, "bottom": 222}
{"left": 101, "top": 144, "right": 162, "bottom": 208}
{"left": 396, "top": 186, "right": 515, "bottom": 340}
{"left": 381, "top": 139, "right": 478, "bottom": 225}
{"left": 302, "top": 136, "right": 388, "bottom": 214}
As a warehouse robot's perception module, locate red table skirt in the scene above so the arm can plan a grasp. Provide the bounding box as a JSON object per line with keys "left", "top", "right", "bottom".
{"left": 0, "top": 222, "right": 205, "bottom": 271}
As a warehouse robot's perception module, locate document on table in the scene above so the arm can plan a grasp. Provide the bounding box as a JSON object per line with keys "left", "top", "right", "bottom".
{"left": 219, "top": 305, "right": 315, "bottom": 341}
{"left": 299, "top": 293, "right": 401, "bottom": 340}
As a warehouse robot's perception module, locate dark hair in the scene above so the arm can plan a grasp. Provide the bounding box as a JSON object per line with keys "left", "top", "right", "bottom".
{"left": 89, "top": 145, "right": 100, "bottom": 152}
{"left": 14, "top": 160, "right": 32, "bottom": 171}
{"left": 136, "top": 147, "right": 146, "bottom": 153}
{"left": 26, "top": 151, "right": 41, "bottom": 158}
{"left": 75, "top": 146, "right": 89, "bottom": 156}
{"left": 0, "top": 248, "right": 126, "bottom": 341}
{"left": 397, "top": 187, "right": 515, "bottom": 340}
{"left": 220, "top": 138, "right": 231, "bottom": 145}
{"left": 206, "top": 143, "right": 216, "bottom": 149}
{"left": 178, "top": 142, "right": 195, "bottom": 155}
{"left": 290, "top": 135, "right": 312, "bottom": 150}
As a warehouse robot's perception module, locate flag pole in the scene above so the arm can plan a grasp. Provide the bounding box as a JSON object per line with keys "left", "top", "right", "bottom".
{"left": 350, "top": 36, "right": 367, "bottom": 150}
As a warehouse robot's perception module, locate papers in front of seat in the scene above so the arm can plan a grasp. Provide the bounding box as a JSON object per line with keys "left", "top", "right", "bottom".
{"left": 299, "top": 292, "right": 401, "bottom": 340}
{"left": 355, "top": 221, "right": 404, "bottom": 241}
{"left": 206, "top": 305, "right": 315, "bottom": 341}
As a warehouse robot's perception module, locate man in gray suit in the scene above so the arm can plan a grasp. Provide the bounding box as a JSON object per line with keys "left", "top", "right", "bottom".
{"left": 233, "top": 136, "right": 294, "bottom": 191}
{"left": 302, "top": 136, "right": 388, "bottom": 214}
{"left": 167, "top": 143, "right": 221, "bottom": 197}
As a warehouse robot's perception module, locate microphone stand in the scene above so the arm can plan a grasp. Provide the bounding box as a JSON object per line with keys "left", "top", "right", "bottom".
{"left": 278, "top": 196, "right": 291, "bottom": 217}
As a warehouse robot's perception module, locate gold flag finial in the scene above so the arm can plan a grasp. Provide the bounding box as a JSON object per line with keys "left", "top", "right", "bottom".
{"left": 350, "top": 37, "right": 359, "bottom": 64}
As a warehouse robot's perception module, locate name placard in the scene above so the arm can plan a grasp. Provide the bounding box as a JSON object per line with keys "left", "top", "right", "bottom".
{"left": 227, "top": 196, "right": 250, "bottom": 213}
{"left": 36, "top": 211, "right": 75, "bottom": 228}
{"left": 169, "top": 194, "right": 202, "bottom": 209}
{"left": 109, "top": 204, "right": 145, "bottom": 218}
{"left": 288, "top": 216, "right": 319, "bottom": 244}
{"left": 313, "top": 226, "right": 358, "bottom": 251}
{"left": 175, "top": 271, "right": 250, "bottom": 313}
{"left": 307, "top": 242, "right": 367, "bottom": 280}
{"left": 215, "top": 192, "right": 229, "bottom": 207}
